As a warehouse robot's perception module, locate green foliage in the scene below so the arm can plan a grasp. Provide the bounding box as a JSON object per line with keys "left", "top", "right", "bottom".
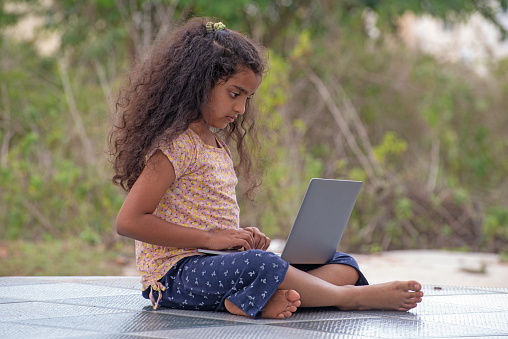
{"left": 0, "top": 38, "right": 123, "bottom": 241}
{"left": 0, "top": 238, "right": 133, "bottom": 276}
{"left": 373, "top": 131, "right": 407, "bottom": 167}
{"left": 282, "top": 6, "right": 507, "bottom": 253}
{"left": 240, "top": 46, "right": 324, "bottom": 237}
{"left": 484, "top": 206, "right": 508, "bottom": 250}
{"left": 1, "top": 0, "right": 507, "bottom": 271}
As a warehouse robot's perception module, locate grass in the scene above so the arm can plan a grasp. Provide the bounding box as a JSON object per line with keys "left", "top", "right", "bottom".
{"left": 0, "top": 238, "right": 135, "bottom": 276}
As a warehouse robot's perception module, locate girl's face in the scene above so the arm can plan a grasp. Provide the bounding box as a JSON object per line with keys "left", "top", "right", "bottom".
{"left": 201, "top": 68, "right": 262, "bottom": 130}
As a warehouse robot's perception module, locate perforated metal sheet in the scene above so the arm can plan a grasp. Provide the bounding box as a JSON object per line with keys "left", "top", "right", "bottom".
{"left": 0, "top": 276, "right": 55, "bottom": 287}
{"left": 421, "top": 312, "right": 508, "bottom": 332}
{"left": 420, "top": 284, "right": 501, "bottom": 296}
{"left": 0, "top": 301, "right": 119, "bottom": 322}
{"left": 0, "top": 282, "right": 139, "bottom": 301}
{"left": 270, "top": 317, "right": 504, "bottom": 338}
{"left": 0, "top": 322, "right": 99, "bottom": 339}
{"left": 1, "top": 276, "right": 507, "bottom": 339}
{"left": 76, "top": 277, "right": 143, "bottom": 290}
{"left": 134, "top": 324, "right": 380, "bottom": 339}
{"left": 50, "top": 293, "right": 152, "bottom": 311}
{"left": 0, "top": 297, "right": 25, "bottom": 304}
{"left": 14, "top": 311, "right": 240, "bottom": 334}
{"left": 430, "top": 293, "right": 508, "bottom": 311}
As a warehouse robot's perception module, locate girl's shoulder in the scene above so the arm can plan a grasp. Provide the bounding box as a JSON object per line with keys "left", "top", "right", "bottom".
{"left": 147, "top": 129, "right": 198, "bottom": 163}
{"left": 160, "top": 128, "right": 231, "bottom": 158}
{"left": 173, "top": 129, "right": 197, "bottom": 146}
{"left": 152, "top": 129, "right": 200, "bottom": 178}
{"left": 156, "top": 129, "right": 197, "bottom": 151}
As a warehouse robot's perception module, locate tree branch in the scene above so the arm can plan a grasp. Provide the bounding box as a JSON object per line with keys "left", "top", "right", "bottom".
{"left": 58, "top": 60, "right": 95, "bottom": 165}
{"left": 308, "top": 69, "right": 381, "bottom": 186}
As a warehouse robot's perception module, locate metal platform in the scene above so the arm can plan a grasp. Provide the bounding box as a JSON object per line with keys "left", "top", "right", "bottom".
{"left": 0, "top": 276, "right": 507, "bottom": 338}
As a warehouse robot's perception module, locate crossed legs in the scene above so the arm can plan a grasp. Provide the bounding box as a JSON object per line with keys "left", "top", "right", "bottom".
{"left": 225, "top": 263, "right": 423, "bottom": 318}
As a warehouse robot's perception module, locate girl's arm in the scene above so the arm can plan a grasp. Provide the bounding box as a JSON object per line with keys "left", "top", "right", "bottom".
{"left": 116, "top": 150, "right": 255, "bottom": 250}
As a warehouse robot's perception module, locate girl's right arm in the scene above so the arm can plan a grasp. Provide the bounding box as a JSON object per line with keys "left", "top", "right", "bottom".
{"left": 115, "top": 150, "right": 255, "bottom": 250}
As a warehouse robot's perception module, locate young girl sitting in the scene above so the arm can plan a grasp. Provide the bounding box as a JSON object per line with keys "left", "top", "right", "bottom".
{"left": 109, "top": 18, "right": 423, "bottom": 319}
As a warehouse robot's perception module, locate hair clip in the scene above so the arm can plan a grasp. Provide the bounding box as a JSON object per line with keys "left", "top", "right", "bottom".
{"left": 206, "top": 22, "right": 214, "bottom": 33}
{"left": 214, "top": 22, "right": 226, "bottom": 31}
{"left": 206, "top": 22, "right": 226, "bottom": 33}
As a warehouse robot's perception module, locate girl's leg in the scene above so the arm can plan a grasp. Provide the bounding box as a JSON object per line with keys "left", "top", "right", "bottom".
{"left": 278, "top": 265, "right": 423, "bottom": 311}
{"left": 226, "top": 259, "right": 421, "bottom": 318}
{"left": 292, "top": 252, "right": 368, "bottom": 287}
{"left": 150, "top": 251, "right": 299, "bottom": 319}
{"left": 214, "top": 250, "right": 301, "bottom": 319}
{"left": 306, "top": 264, "right": 359, "bottom": 286}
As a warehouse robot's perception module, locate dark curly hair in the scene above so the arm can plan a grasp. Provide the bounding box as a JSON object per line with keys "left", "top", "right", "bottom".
{"left": 109, "top": 17, "right": 267, "bottom": 198}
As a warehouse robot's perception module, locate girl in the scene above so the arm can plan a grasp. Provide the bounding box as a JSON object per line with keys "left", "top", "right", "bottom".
{"left": 110, "top": 18, "right": 423, "bottom": 319}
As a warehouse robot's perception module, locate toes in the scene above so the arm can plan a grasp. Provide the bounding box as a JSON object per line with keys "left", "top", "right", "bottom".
{"left": 408, "top": 281, "right": 422, "bottom": 291}
{"left": 403, "top": 300, "right": 419, "bottom": 308}
{"left": 408, "top": 291, "right": 423, "bottom": 298}
{"left": 282, "top": 310, "right": 292, "bottom": 318}
{"left": 398, "top": 280, "right": 422, "bottom": 293}
{"left": 407, "top": 291, "right": 423, "bottom": 303}
{"left": 261, "top": 289, "right": 301, "bottom": 319}
{"left": 286, "top": 290, "right": 301, "bottom": 302}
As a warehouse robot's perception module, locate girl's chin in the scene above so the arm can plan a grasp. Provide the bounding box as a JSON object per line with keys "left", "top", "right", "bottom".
{"left": 206, "top": 118, "right": 234, "bottom": 130}
{"left": 213, "top": 121, "right": 231, "bottom": 129}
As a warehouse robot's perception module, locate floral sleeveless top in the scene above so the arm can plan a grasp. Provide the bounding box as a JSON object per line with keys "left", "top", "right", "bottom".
{"left": 136, "top": 129, "right": 240, "bottom": 305}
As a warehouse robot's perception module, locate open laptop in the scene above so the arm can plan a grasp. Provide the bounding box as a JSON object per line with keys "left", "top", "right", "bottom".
{"left": 198, "top": 178, "right": 362, "bottom": 264}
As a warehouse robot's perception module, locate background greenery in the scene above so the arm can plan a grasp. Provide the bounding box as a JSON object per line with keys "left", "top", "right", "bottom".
{"left": 1, "top": 0, "right": 507, "bottom": 275}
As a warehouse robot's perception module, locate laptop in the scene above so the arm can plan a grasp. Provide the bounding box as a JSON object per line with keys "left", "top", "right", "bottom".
{"left": 198, "top": 178, "right": 362, "bottom": 264}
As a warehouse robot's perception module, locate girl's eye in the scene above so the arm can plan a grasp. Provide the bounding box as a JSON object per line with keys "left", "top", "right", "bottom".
{"left": 231, "top": 92, "right": 240, "bottom": 98}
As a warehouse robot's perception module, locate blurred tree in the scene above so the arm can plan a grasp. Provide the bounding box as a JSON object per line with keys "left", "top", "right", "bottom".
{"left": 1, "top": 0, "right": 507, "bottom": 254}
{"left": 339, "top": 0, "right": 508, "bottom": 37}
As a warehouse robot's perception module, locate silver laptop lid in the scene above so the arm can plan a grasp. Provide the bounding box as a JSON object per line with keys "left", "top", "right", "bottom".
{"left": 281, "top": 178, "right": 362, "bottom": 264}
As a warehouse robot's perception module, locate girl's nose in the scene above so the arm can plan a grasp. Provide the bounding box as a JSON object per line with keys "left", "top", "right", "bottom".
{"left": 234, "top": 100, "right": 246, "bottom": 115}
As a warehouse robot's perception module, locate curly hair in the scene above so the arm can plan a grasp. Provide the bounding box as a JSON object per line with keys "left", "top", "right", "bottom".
{"left": 109, "top": 17, "right": 267, "bottom": 198}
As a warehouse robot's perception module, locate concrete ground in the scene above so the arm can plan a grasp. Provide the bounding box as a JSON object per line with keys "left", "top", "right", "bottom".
{"left": 353, "top": 250, "right": 508, "bottom": 288}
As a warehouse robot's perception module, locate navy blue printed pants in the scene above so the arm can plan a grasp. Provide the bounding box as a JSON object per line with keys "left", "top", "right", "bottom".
{"left": 143, "top": 250, "right": 368, "bottom": 319}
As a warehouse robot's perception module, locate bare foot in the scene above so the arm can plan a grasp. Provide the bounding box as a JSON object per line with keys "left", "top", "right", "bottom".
{"left": 225, "top": 290, "right": 301, "bottom": 319}
{"left": 339, "top": 280, "right": 423, "bottom": 311}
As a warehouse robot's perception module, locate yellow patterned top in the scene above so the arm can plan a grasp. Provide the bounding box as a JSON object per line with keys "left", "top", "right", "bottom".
{"left": 136, "top": 128, "right": 240, "bottom": 298}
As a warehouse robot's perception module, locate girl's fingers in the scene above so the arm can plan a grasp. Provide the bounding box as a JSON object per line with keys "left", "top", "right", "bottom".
{"left": 239, "top": 229, "right": 254, "bottom": 249}
{"left": 237, "top": 239, "right": 250, "bottom": 251}
{"left": 212, "top": 227, "right": 269, "bottom": 251}
{"left": 244, "top": 227, "right": 270, "bottom": 250}
{"left": 254, "top": 234, "right": 266, "bottom": 249}
{"left": 209, "top": 229, "right": 253, "bottom": 250}
{"left": 244, "top": 227, "right": 258, "bottom": 248}
{"left": 262, "top": 236, "right": 271, "bottom": 250}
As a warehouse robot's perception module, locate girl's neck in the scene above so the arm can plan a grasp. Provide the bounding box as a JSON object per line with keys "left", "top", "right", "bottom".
{"left": 189, "top": 121, "right": 219, "bottom": 148}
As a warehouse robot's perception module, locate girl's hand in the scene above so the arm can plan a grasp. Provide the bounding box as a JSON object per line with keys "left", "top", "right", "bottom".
{"left": 244, "top": 227, "right": 271, "bottom": 251}
{"left": 206, "top": 228, "right": 254, "bottom": 251}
